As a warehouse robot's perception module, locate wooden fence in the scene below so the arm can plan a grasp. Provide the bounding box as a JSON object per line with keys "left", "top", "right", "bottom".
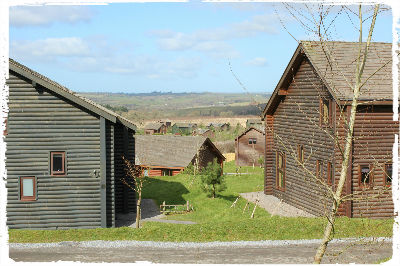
{"left": 160, "top": 201, "right": 193, "bottom": 214}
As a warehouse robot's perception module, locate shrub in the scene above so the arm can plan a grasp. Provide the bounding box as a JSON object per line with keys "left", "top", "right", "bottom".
{"left": 200, "top": 159, "right": 226, "bottom": 198}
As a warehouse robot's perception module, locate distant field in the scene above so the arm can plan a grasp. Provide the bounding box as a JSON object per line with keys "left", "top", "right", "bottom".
{"left": 145, "top": 116, "right": 256, "bottom": 128}
{"left": 80, "top": 92, "right": 270, "bottom": 111}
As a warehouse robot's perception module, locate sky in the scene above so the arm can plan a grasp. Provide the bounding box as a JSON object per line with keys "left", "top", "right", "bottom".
{"left": 8, "top": 1, "right": 394, "bottom": 94}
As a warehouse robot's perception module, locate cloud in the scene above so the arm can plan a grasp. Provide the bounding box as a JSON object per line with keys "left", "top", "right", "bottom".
{"left": 149, "top": 13, "right": 278, "bottom": 59}
{"left": 11, "top": 36, "right": 201, "bottom": 80}
{"left": 11, "top": 37, "right": 91, "bottom": 61}
{"left": 245, "top": 57, "right": 267, "bottom": 67}
{"left": 10, "top": 6, "right": 94, "bottom": 27}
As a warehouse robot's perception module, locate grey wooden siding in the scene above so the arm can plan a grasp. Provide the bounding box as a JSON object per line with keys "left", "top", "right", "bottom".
{"left": 114, "top": 124, "right": 135, "bottom": 214}
{"left": 6, "top": 71, "right": 103, "bottom": 229}
{"left": 106, "top": 121, "right": 115, "bottom": 227}
{"left": 266, "top": 58, "right": 335, "bottom": 216}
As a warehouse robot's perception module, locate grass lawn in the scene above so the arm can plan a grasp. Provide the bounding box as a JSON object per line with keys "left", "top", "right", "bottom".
{"left": 9, "top": 161, "right": 393, "bottom": 243}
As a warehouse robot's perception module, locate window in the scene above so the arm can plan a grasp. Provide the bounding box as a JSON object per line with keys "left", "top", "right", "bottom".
{"left": 327, "top": 162, "right": 333, "bottom": 185}
{"left": 249, "top": 138, "right": 257, "bottom": 145}
{"left": 385, "top": 164, "right": 392, "bottom": 186}
{"left": 276, "top": 151, "right": 285, "bottom": 190}
{"left": 316, "top": 160, "right": 323, "bottom": 179}
{"left": 20, "top": 176, "right": 36, "bottom": 201}
{"left": 297, "top": 145, "right": 304, "bottom": 163}
{"left": 319, "top": 98, "right": 332, "bottom": 127}
{"left": 50, "top": 151, "right": 66, "bottom": 176}
{"left": 162, "top": 169, "right": 172, "bottom": 176}
{"left": 359, "top": 164, "right": 373, "bottom": 187}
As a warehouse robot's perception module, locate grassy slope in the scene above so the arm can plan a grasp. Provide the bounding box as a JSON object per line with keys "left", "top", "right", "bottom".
{"left": 9, "top": 162, "right": 393, "bottom": 243}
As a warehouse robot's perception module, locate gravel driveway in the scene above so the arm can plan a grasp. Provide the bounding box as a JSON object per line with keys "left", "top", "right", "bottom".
{"left": 240, "top": 191, "right": 315, "bottom": 217}
{"left": 9, "top": 237, "right": 393, "bottom": 264}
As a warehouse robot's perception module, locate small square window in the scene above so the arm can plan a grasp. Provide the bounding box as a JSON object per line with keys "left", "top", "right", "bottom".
{"left": 249, "top": 138, "right": 257, "bottom": 145}
{"left": 51, "top": 151, "right": 66, "bottom": 176}
{"left": 359, "top": 164, "right": 373, "bottom": 187}
{"left": 385, "top": 164, "right": 392, "bottom": 186}
{"left": 20, "top": 176, "right": 36, "bottom": 201}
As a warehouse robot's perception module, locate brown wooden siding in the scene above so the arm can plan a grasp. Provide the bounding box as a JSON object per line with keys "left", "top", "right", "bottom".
{"left": 265, "top": 58, "right": 335, "bottom": 216}
{"left": 350, "top": 106, "right": 395, "bottom": 218}
{"left": 6, "top": 72, "right": 102, "bottom": 229}
{"left": 236, "top": 129, "right": 265, "bottom": 167}
{"left": 264, "top": 115, "right": 274, "bottom": 195}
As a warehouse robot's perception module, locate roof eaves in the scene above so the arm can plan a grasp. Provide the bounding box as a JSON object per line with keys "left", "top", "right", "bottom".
{"left": 9, "top": 59, "right": 137, "bottom": 131}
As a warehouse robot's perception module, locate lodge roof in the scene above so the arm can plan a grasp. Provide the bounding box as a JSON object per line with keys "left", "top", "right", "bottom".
{"left": 144, "top": 122, "right": 164, "bottom": 130}
{"left": 135, "top": 135, "right": 224, "bottom": 168}
{"left": 8, "top": 59, "right": 137, "bottom": 130}
{"left": 263, "top": 41, "right": 394, "bottom": 116}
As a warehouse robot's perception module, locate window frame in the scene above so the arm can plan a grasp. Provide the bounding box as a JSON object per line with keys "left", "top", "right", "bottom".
{"left": 358, "top": 164, "right": 373, "bottom": 188}
{"left": 319, "top": 97, "right": 333, "bottom": 127}
{"left": 248, "top": 138, "right": 257, "bottom": 145}
{"left": 327, "top": 161, "right": 333, "bottom": 186}
{"left": 384, "top": 163, "right": 392, "bottom": 187}
{"left": 276, "top": 151, "right": 286, "bottom": 191}
{"left": 50, "top": 151, "right": 66, "bottom": 176}
{"left": 19, "top": 176, "right": 37, "bottom": 202}
{"left": 297, "top": 144, "right": 304, "bottom": 164}
{"left": 316, "top": 160, "right": 323, "bottom": 179}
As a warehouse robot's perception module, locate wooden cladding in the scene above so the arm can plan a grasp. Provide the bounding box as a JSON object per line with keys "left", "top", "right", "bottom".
{"left": 50, "top": 151, "right": 66, "bottom": 176}
{"left": 297, "top": 144, "right": 304, "bottom": 163}
{"left": 19, "top": 176, "right": 36, "bottom": 201}
{"left": 278, "top": 89, "right": 288, "bottom": 96}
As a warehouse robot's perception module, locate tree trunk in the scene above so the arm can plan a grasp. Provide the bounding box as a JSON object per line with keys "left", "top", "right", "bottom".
{"left": 313, "top": 5, "right": 379, "bottom": 263}
{"left": 136, "top": 191, "right": 142, "bottom": 229}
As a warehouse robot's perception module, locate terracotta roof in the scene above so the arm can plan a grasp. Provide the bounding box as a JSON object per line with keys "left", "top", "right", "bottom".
{"left": 301, "top": 41, "right": 393, "bottom": 101}
{"left": 8, "top": 58, "right": 137, "bottom": 130}
{"left": 135, "top": 135, "right": 224, "bottom": 168}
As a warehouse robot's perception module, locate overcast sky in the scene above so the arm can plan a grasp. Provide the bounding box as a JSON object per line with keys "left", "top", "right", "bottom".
{"left": 9, "top": 2, "right": 393, "bottom": 93}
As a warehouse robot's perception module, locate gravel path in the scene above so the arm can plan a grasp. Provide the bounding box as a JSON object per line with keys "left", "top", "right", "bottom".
{"left": 240, "top": 192, "right": 315, "bottom": 217}
{"left": 9, "top": 237, "right": 393, "bottom": 264}
{"left": 115, "top": 199, "right": 196, "bottom": 227}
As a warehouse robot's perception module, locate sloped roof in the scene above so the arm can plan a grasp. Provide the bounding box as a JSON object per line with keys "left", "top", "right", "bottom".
{"left": 8, "top": 58, "right": 136, "bottom": 130}
{"left": 236, "top": 127, "right": 265, "bottom": 140}
{"left": 145, "top": 122, "right": 164, "bottom": 130}
{"left": 135, "top": 135, "right": 224, "bottom": 168}
{"left": 246, "top": 118, "right": 263, "bottom": 124}
{"left": 174, "top": 123, "right": 196, "bottom": 128}
{"left": 302, "top": 41, "right": 392, "bottom": 101}
{"left": 263, "top": 41, "right": 394, "bottom": 116}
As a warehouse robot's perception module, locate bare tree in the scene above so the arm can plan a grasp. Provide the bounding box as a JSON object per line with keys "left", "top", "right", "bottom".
{"left": 231, "top": 3, "right": 396, "bottom": 263}
{"left": 122, "top": 156, "right": 148, "bottom": 228}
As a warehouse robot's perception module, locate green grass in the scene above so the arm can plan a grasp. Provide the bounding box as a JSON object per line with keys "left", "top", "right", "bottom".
{"left": 8, "top": 164, "right": 393, "bottom": 243}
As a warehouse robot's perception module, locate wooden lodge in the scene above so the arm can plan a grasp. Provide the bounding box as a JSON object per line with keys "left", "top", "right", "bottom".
{"left": 144, "top": 122, "right": 167, "bottom": 135}
{"left": 5, "top": 59, "right": 137, "bottom": 229}
{"left": 171, "top": 123, "right": 197, "bottom": 135}
{"left": 235, "top": 127, "right": 265, "bottom": 167}
{"left": 263, "top": 41, "right": 397, "bottom": 218}
{"left": 135, "top": 135, "right": 225, "bottom": 176}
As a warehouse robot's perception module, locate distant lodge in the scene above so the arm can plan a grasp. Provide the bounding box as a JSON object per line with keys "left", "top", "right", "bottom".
{"left": 235, "top": 127, "right": 265, "bottom": 167}
{"left": 135, "top": 135, "right": 225, "bottom": 177}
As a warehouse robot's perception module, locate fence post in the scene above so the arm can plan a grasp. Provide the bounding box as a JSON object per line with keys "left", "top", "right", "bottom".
{"left": 187, "top": 201, "right": 189, "bottom": 212}
{"left": 163, "top": 201, "right": 165, "bottom": 213}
